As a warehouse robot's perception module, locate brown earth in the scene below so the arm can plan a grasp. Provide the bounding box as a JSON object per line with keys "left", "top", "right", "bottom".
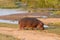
{"left": 38, "top": 18, "right": 60, "bottom": 24}
{"left": 0, "top": 27, "right": 60, "bottom": 40}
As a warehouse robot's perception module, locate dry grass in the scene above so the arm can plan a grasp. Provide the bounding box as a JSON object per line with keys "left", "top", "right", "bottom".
{"left": 0, "top": 33, "right": 20, "bottom": 40}
{"left": 0, "top": 23, "right": 18, "bottom": 28}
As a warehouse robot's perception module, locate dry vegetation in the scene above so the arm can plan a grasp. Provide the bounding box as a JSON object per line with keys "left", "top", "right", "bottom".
{"left": 0, "top": 33, "right": 20, "bottom": 40}
{"left": 0, "top": 23, "right": 18, "bottom": 28}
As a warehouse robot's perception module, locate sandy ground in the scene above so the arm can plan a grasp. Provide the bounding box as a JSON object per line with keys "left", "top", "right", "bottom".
{"left": 38, "top": 18, "right": 60, "bottom": 24}
{"left": 0, "top": 27, "right": 60, "bottom": 40}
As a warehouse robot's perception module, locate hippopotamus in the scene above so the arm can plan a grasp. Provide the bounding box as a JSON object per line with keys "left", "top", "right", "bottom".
{"left": 19, "top": 17, "right": 44, "bottom": 30}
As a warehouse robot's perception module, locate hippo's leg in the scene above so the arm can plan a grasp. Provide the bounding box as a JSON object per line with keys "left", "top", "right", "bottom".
{"left": 19, "top": 23, "right": 25, "bottom": 30}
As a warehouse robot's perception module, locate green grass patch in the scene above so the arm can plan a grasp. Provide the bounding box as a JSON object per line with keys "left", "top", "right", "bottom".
{"left": 47, "top": 22, "right": 60, "bottom": 35}
{"left": 0, "top": 33, "right": 20, "bottom": 40}
{"left": 47, "top": 26, "right": 60, "bottom": 35}
{"left": 53, "top": 11, "right": 60, "bottom": 15}
{"left": 0, "top": 23, "right": 18, "bottom": 28}
{"left": 48, "top": 22, "right": 60, "bottom": 26}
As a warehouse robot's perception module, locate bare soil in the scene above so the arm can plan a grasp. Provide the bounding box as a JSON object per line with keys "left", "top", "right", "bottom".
{"left": 38, "top": 18, "right": 60, "bottom": 24}
{"left": 0, "top": 27, "right": 60, "bottom": 40}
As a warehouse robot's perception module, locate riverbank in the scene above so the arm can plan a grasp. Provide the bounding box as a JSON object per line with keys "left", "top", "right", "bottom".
{"left": 0, "top": 23, "right": 18, "bottom": 28}
{"left": 0, "top": 9, "right": 28, "bottom": 16}
{"left": 38, "top": 18, "right": 60, "bottom": 24}
{"left": 0, "top": 18, "right": 60, "bottom": 24}
{"left": 0, "top": 21, "right": 60, "bottom": 35}
{"left": 0, "top": 19, "right": 18, "bottom": 24}
{"left": 0, "top": 27, "right": 60, "bottom": 40}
